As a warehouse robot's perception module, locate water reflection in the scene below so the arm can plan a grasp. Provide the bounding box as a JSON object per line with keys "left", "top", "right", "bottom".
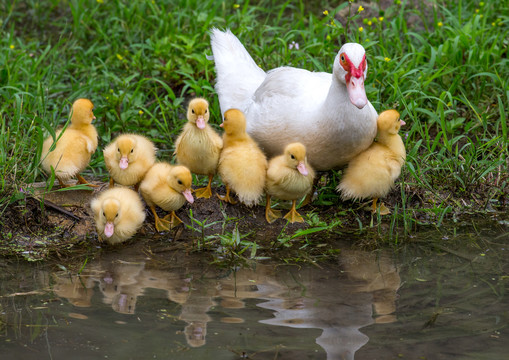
{"left": 49, "top": 249, "right": 399, "bottom": 357}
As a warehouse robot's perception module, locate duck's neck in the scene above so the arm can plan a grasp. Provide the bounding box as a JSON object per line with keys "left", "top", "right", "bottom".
{"left": 378, "top": 133, "right": 406, "bottom": 163}
{"left": 322, "top": 77, "right": 350, "bottom": 117}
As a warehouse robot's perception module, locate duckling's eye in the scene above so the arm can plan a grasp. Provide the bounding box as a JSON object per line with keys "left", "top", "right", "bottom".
{"left": 102, "top": 212, "right": 106, "bottom": 217}
{"left": 205, "top": 109, "right": 208, "bottom": 113}
{"left": 115, "top": 213, "right": 118, "bottom": 218}
{"left": 177, "top": 179, "right": 183, "bottom": 185}
{"left": 192, "top": 109, "right": 195, "bottom": 114}
{"left": 117, "top": 148, "right": 120, "bottom": 152}
{"left": 290, "top": 154, "right": 295, "bottom": 160}
{"left": 130, "top": 148, "right": 134, "bottom": 153}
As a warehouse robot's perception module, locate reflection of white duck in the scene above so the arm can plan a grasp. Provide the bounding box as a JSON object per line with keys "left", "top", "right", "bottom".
{"left": 257, "top": 259, "right": 399, "bottom": 360}
{"left": 210, "top": 29, "right": 378, "bottom": 170}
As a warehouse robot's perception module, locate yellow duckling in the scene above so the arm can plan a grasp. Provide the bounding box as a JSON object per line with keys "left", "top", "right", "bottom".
{"left": 217, "top": 109, "right": 267, "bottom": 206}
{"left": 174, "top": 98, "right": 223, "bottom": 198}
{"left": 41, "top": 98, "right": 98, "bottom": 187}
{"left": 90, "top": 187, "right": 146, "bottom": 245}
{"left": 139, "top": 163, "right": 194, "bottom": 232}
{"left": 337, "top": 109, "right": 406, "bottom": 214}
{"left": 265, "top": 142, "right": 315, "bottom": 223}
{"left": 103, "top": 134, "right": 157, "bottom": 191}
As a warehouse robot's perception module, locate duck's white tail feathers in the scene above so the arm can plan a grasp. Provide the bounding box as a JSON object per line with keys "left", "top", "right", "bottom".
{"left": 210, "top": 28, "right": 266, "bottom": 115}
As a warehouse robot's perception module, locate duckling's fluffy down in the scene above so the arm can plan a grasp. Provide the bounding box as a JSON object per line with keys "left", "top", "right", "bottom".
{"left": 218, "top": 142, "right": 267, "bottom": 206}
{"left": 41, "top": 128, "right": 98, "bottom": 181}
{"left": 90, "top": 187, "right": 145, "bottom": 245}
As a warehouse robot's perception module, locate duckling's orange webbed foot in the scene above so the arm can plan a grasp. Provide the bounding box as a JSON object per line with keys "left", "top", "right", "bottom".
{"left": 284, "top": 200, "right": 305, "bottom": 223}
{"left": 155, "top": 217, "right": 171, "bottom": 232}
{"left": 217, "top": 185, "right": 237, "bottom": 204}
{"left": 163, "top": 211, "right": 183, "bottom": 228}
{"left": 194, "top": 186, "right": 212, "bottom": 199}
{"left": 77, "top": 174, "right": 100, "bottom": 188}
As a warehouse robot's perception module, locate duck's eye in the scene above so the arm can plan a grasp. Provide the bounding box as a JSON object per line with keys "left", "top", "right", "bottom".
{"left": 192, "top": 109, "right": 195, "bottom": 114}
{"left": 102, "top": 212, "right": 106, "bottom": 217}
{"left": 205, "top": 109, "right": 208, "bottom": 113}
{"left": 177, "top": 179, "right": 183, "bottom": 185}
{"left": 290, "top": 154, "right": 295, "bottom": 160}
{"left": 115, "top": 213, "right": 118, "bottom": 218}
{"left": 130, "top": 149, "right": 134, "bottom": 153}
{"left": 117, "top": 148, "right": 120, "bottom": 152}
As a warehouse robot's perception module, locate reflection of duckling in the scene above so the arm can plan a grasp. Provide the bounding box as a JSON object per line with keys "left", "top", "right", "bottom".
{"left": 217, "top": 109, "right": 267, "bottom": 206}
{"left": 103, "top": 134, "right": 156, "bottom": 191}
{"left": 337, "top": 110, "right": 406, "bottom": 214}
{"left": 90, "top": 187, "right": 146, "bottom": 244}
{"left": 174, "top": 98, "right": 223, "bottom": 199}
{"left": 139, "top": 163, "right": 194, "bottom": 231}
{"left": 52, "top": 273, "right": 95, "bottom": 307}
{"left": 41, "top": 98, "right": 98, "bottom": 187}
{"left": 179, "top": 282, "right": 217, "bottom": 348}
{"left": 95, "top": 262, "right": 145, "bottom": 308}
{"left": 265, "top": 142, "right": 315, "bottom": 223}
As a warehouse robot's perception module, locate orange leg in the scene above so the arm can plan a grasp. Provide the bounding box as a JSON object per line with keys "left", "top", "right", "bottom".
{"left": 77, "top": 174, "right": 99, "bottom": 187}
{"left": 150, "top": 205, "right": 170, "bottom": 232}
{"left": 265, "top": 194, "right": 282, "bottom": 223}
{"left": 217, "top": 185, "right": 237, "bottom": 204}
{"left": 56, "top": 176, "right": 70, "bottom": 188}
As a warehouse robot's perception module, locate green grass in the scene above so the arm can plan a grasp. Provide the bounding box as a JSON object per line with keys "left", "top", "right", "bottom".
{"left": 0, "top": 0, "right": 507, "bottom": 235}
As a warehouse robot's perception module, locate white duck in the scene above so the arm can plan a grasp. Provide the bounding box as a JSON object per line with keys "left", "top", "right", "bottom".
{"left": 210, "top": 29, "right": 378, "bottom": 170}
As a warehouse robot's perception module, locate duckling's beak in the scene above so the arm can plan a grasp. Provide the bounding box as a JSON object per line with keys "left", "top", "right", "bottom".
{"left": 182, "top": 189, "right": 194, "bottom": 204}
{"left": 196, "top": 116, "right": 206, "bottom": 129}
{"left": 297, "top": 161, "right": 308, "bottom": 176}
{"left": 400, "top": 119, "right": 406, "bottom": 126}
{"left": 104, "top": 222, "right": 114, "bottom": 238}
{"left": 219, "top": 122, "right": 224, "bottom": 128}
{"left": 119, "top": 156, "right": 129, "bottom": 170}
{"left": 347, "top": 76, "right": 367, "bottom": 109}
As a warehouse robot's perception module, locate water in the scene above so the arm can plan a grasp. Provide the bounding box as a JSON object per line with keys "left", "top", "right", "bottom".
{"left": 1, "top": 222, "right": 508, "bottom": 359}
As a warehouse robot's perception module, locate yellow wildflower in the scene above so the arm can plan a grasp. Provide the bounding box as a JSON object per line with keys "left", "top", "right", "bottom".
{"left": 326, "top": 35, "right": 331, "bottom": 41}
{"left": 323, "top": 10, "right": 329, "bottom": 16}
{"left": 109, "top": 89, "right": 114, "bottom": 93}
{"left": 368, "top": 20, "right": 372, "bottom": 26}
{"left": 492, "top": 22, "right": 496, "bottom": 26}
{"left": 379, "top": 16, "right": 384, "bottom": 22}
{"left": 475, "top": 9, "right": 479, "bottom": 13}
{"left": 384, "top": 57, "right": 391, "bottom": 62}
{"left": 437, "top": 22, "right": 443, "bottom": 27}
{"left": 358, "top": 5, "right": 364, "bottom": 13}
{"left": 116, "top": 53, "right": 123, "bottom": 60}
{"left": 479, "top": 14, "right": 483, "bottom": 18}
{"left": 9, "top": 44, "right": 14, "bottom": 49}
{"left": 139, "top": 110, "right": 143, "bottom": 115}
{"left": 233, "top": 4, "right": 240, "bottom": 9}
{"left": 358, "top": 27, "right": 364, "bottom": 32}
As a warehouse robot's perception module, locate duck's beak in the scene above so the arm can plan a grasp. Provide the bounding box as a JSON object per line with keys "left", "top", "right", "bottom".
{"left": 297, "top": 161, "right": 308, "bottom": 176}
{"left": 182, "top": 189, "right": 194, "bottom": 204}
{"left": 196, "top": 116, "right": 206, "bottom": 129}
{"left": 347, "top": 76, "right": 368, "bottom": 109}
{"left": 104, "top": 222, "right": 114, "bottom": 238}
{"left": 400, "top": 119, "right": 406, "bottom": 126}
{"left": 119, "top": 156, "right": 129, "bottom": 170}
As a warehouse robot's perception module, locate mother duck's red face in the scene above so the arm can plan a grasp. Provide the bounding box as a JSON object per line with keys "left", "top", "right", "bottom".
{"left": 339, "top": 52, "right": 367, "bottom": 109}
